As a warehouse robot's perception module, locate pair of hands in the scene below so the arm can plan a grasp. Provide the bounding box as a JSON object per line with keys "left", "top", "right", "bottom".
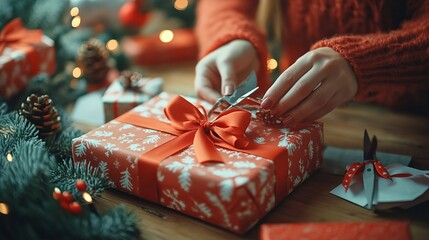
{"left": 195, "top": 40, "right": 358, "bottom": 124}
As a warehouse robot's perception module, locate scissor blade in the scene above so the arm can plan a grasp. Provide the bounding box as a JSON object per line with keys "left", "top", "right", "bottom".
{"left": 222, "top": 71, "right": 257, "bottom": 105}
{"left": 363, "top": 129, "right": 371, "bottom": 160}
{"left": 228, "top": 86, "right": 259, "bottom": 108}
{"left": 363, "top": 163, "right": 376, "bottom": 209}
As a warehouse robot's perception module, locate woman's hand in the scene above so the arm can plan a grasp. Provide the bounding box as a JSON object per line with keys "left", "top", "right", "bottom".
{"left": 261, "top": 47, "right": 358, "bottom": 125}
{"left": 195, "top": 40, "right": 259, "bottom": 103}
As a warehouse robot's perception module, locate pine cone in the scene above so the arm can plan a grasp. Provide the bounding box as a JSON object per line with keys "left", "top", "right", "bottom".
{"left": 20, "top": 94, "right": 61, "bottom": 139}
{"left": 76, "top": 39, "right": 110, "bottom": 84}
{"left": 121, "top": 70, "right": 144, "bottom": 90}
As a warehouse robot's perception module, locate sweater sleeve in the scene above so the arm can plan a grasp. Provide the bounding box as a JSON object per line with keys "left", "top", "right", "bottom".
{"left": 311, "top": 1, "right": 429, "bottom": 110}
{"left": 195, "top": 0, "right": 271, "bottom": 94}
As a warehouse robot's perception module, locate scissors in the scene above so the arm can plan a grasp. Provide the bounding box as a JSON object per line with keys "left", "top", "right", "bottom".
{"left": 363, "top": 129, "right": 378, "bottom": 210}
{"left": 207, "top": 71, "right": 258, "bottom": 118}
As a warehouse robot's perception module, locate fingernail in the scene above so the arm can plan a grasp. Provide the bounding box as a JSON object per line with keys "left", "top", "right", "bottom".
{"left": 223, "top": 85, "right": 234, "bottom": 95}
{"left": 282, "top": 116, "right": 295, "bottom": 126}
{"left": 260, "top": 98, "right": 273, "bottom": 109}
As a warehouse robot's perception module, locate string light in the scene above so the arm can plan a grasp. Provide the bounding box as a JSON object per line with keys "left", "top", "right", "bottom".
{"left": 70, "top": 7, "right": 79, "bottom": 17}
{"left": 174, "top": 0, "right": 189, "bottom": 10}
{"left": 82, "top": 192, "right": 93, "bottom": 203}
{"left": 267, "top": 58, "right": 278, "bottom": 71}
{"left": 72, "top": 67, "right": 82, "bottom": 78}
{"left": 71, "top": 16, "right": 81, "bottom": 28}
{"left": 106, "top": 39, "right": 119, "bottom": 51}
{"left": 6, "top": 153, "right": 13, "bottom": 162}
{"left": 159, "top": 30, "right": 174, "bottom": 43}
{"left": 0, "top": 203, "right": 9, "bottom": 215}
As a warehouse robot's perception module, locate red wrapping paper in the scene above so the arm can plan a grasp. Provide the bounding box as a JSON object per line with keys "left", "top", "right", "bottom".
{"left": 0, "top": 19, "right": 56, "bottom": 99}
{"left": 72, "top": 92, "right": 323, "bottom": 233}
{"left": 260, "top": 221, "right": 411, "bottom": 240}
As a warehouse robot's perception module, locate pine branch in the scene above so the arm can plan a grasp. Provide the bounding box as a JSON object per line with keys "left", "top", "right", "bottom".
{"left": 51, "top": 160, "right": 114, "bottom": 202}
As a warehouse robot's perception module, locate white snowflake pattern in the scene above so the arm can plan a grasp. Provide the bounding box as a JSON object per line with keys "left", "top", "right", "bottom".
{"left": 142, "top": 135, "right": 160, "bottom": 144}
{"left": 259, "top": 169, "right": 268, "bottom": 184}
{"left": 205, "top": 191, "right": 231, "bottom": 228}
{"left": 92, "top": 131, "right": 113, "bottom": 137}
{"left": 254, "top": 137, "right": 265, "bottom": 144}
{"left": 120, "top": 168, "right": 133, "bottom": 191}
{"left": 104, "top": 143, "right": 119, "bottom": 157}
{"left": 128, "top": 143, "right": 144, "bottom": 152}
{"left": 163, "top": 189, "right": 186, "bottom": 211}
{"left": 126, "top": 156, "right": 138, "bottom": 169}
{"left": 293, "top": 176, "right": 302, "bottom": 187}
{"left": 113, "top": 160, "right": 120, "bottom": 169}
{"left": 232, "top": 161, "right": 256, "bottom": 169}
{"left": 212, "top": 169, "right": 240, "bottom": 178}
{"left": 219, "top": 179, "right": 233, "bottom": 201}
{"left": 73, "top": 138, "right": 101, "bottom": 157}
{"left": 98, "top": 161, "right": 108, "bottom": 174}
{"left": 308, "top": 140, "right": 314, "bottom": 160}
{"left": 236, "top": 199, "right": 254, "bottom": 218}
{"left": 118, "top": 133, "right": 135, "bottom": 144}
{"left": 191, "top": 200, "right": 212, "bottom": 219}
{"left": 165, "top": 161, "right": 192, "bottom": 192}
{"left": 119, "top": 124, "right": 134, "bottom": 131}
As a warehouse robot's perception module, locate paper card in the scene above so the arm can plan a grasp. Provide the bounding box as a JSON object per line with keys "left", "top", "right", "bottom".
{"left": 331, "top": 163, "right": 429, "bottom": 209}
{"left": 71, "top": 90, "right": 105, "bottom": 126}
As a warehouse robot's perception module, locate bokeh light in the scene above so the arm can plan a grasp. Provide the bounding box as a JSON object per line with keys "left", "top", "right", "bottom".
{"left": 267, "top": 58, "right": 278, "bottom": 70}
{"left": 106, "top": 39, "right": 119, "bottom": 51}
{"left": 70, "top": 7, "right": 79, "bottom": 17}
{"left": 159, "top": 30, "right": 174, "bottom": 43}
{"left": 0, "top": 203, "right": 9, "bottom": 215}
{"left": 174, "top": 0, "right": 189, "bottom": 10}
{"left": 72, "top": 67, "right": 82, "bottom": 78}
{"left": 71, "top": 16, "right": 81, "bottom": 28}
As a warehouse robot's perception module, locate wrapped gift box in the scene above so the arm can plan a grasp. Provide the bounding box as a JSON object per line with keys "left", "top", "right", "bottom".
{"left": 0, "top": 19, "right": 56, "bottom": 100}
{"left": 260, "top": 221, "right": 411, "bottom": 240}
{"left": 102, "top": 75, "right": 163, "bottom": 122}
{"left": 72, "top": 92, "right": 323, "bottom": 234}
{"left": 121, "top": 28, "right": 198, "bottom": 66}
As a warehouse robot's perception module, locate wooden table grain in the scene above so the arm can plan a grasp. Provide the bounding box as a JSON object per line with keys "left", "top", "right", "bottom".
{"left": 74, "top": 62, "right": 429, "bottom": 240}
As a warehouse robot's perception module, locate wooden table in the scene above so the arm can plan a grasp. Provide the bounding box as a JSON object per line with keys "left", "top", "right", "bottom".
{"left": 74, "top": 62, "right": 429, "bottom": 240}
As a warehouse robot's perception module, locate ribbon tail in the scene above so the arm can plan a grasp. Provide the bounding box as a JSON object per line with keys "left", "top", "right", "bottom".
{"left": 373, "top": 160, "right": 391, "bottom": 179}
{"left": 342, "top": 162, "right": 364, "bottom": 191}
{"left": 138, "top": 130, "right": 196, "bottom": 202}
{"left": 194, "top": 127, "right": 223, "bottom": 163}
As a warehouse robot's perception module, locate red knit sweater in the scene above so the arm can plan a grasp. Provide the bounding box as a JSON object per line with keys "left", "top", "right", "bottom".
{"left": 195, "top": 0, "right": 429, "bottom": 110}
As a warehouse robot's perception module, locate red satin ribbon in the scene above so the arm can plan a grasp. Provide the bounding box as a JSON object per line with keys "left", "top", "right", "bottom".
{"left": 116, "top": 95, "right": 289, "bottom": 204}
{"left": 0, "top": 18, "right": 43, "bottom": 54}
{"left": 342, "top": 160, "right": 391, "bottom": 191}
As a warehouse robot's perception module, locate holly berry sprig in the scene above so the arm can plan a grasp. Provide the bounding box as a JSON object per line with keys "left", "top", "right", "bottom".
{"left": 52, "top": 179, "right": 91, "bottom": 215}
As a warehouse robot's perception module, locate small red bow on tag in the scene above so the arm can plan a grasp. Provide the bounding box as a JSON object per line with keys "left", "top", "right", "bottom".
{"left": 342, "top": 160, "right": 391, "bottom": 191}
{"left": 0, "top": 18, "right": 43, "bottom": 54}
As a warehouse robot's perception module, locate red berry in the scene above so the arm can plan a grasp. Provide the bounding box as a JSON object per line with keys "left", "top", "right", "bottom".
{"left": 76, "top": 179, "right": 87, "bottom": 192}
{"left": 52, "top": 188, "right": 62, "bottom": 200}
{"left": 68, "top": 202, "right": 82, "bottom": 214}
{"left": 61, "top": 191, "right": 74, "bottom": 203}
{"left": 60, "top": 200, "right": 70, "bottom": 211}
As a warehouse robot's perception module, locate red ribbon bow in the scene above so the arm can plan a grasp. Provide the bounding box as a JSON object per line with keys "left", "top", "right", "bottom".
{"left": 0, "top": 18, "right": 43, "bottom": 54}
{"left": 342, "top": 160, "right": 391, "bottom": 191}
{"left": 116, "top": 95, "right": 288, "bottom": 203}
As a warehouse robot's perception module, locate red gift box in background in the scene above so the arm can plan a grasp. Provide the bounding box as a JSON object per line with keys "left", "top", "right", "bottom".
{"left": 72, "top": 92, "right": 324, "bottom": 234}
{"left": 0, "top": 19, "right": 56, "bottom": 100}
{"left": 260, "top": 221, "right": 411, "bottom": 240}
{"left": 121, "top": 28, "right": 198, "bottom": 66}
